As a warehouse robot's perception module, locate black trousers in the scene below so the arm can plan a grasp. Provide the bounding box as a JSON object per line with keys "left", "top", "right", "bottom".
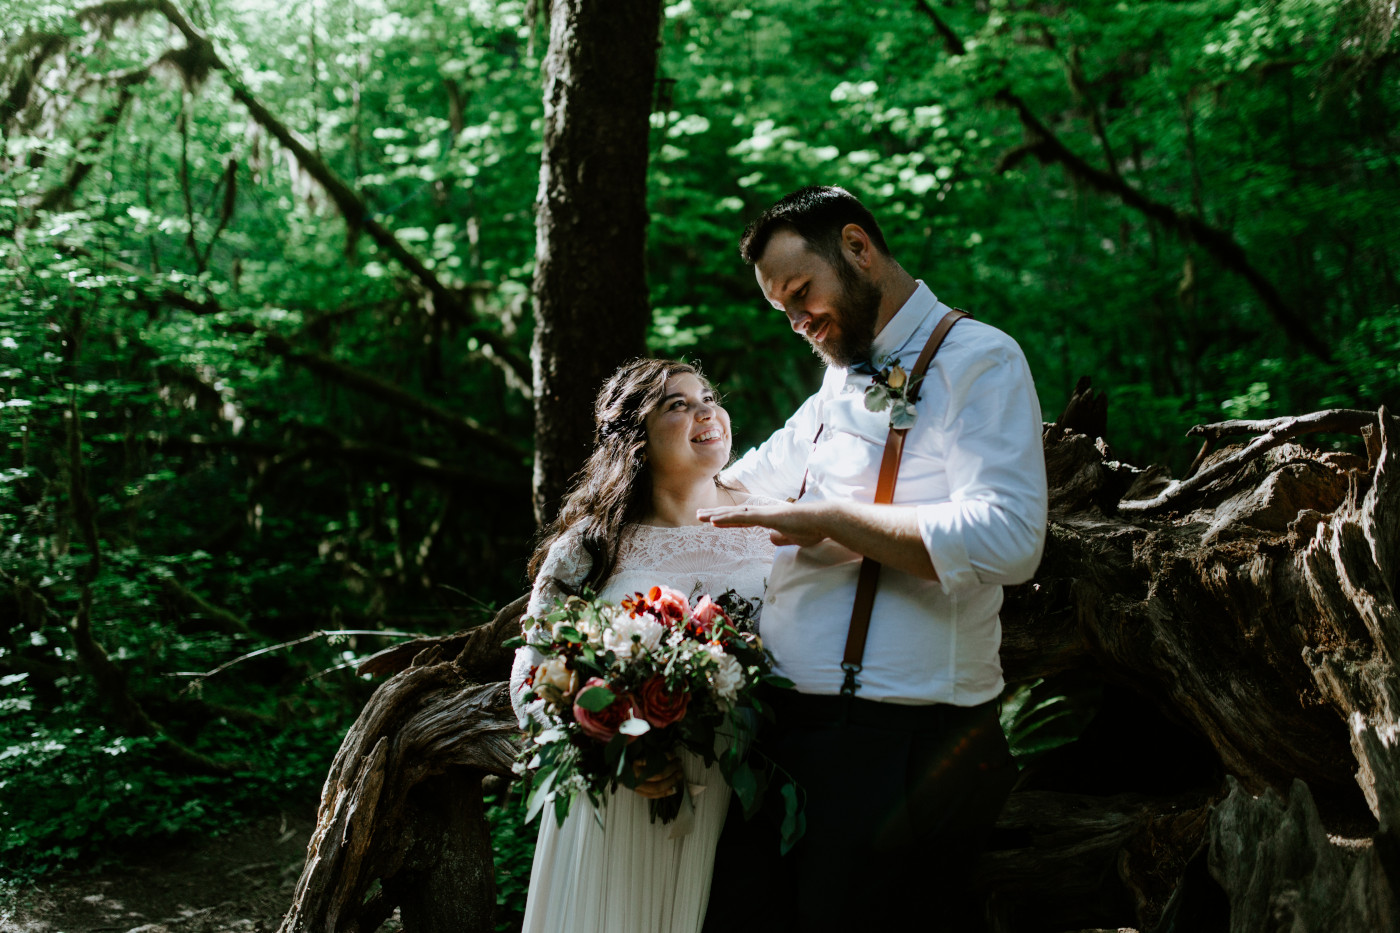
{"left": 703, "top": 691, "right": 1016, "bottom": 933}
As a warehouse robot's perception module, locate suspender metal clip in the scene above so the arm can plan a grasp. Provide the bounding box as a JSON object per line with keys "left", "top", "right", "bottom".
{"left": 839, "top": 662, "right": 862, "bottom": 698}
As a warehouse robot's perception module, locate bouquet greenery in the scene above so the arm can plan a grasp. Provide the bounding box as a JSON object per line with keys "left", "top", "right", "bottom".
{"left": 508, "top": 585, "right": 803, "bottom": 848}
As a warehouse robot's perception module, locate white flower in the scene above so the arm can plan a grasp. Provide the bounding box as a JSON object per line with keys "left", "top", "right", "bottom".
{"left": 619, "top": 717, "right": 651, "bottom": 737}
{"left": 602, "top": 611, "right": 664, "bottom": 658}
{"left": 533, "top": 727, "right": 565, "bottom": 745}
{"left": 704, "top": 644, "right": 745, "bottom": 705}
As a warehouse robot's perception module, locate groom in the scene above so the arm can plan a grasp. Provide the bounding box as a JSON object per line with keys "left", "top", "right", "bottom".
{"left": 699, "top": 186, "right": 1047, "bottom": 931}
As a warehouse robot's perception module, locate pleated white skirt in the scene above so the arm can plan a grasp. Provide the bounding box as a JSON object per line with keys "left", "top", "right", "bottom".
{"left": 520, "top": 751, "right": 731, "bottom": 933}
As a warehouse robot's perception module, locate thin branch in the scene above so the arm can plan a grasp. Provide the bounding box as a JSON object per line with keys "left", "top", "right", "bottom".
{"left": 198, "top": 156, "right": 237, "bottom": 270}
{"left": 1119, "top": 409, "right": 1385, "bottom": 515}
{"left": 908, "top": 0, "right": 1333, "bottom": 362}
{"left": 64, "top": 407, "right": 233, "bottom": 775}
{"left": 991, "top": 91, "right": 1331, "bottom": 361}
{"left": 0, "top": 34, "right": 68, "bottom": 130}
{"left": 169, "top": 629, "right": 423, "bottom": 680}
{"left": 118, "top": 429, "right": 530, "bottom": 494}
{"left": 158, "top": 576, "right": 253, "bottom": 636}
{"left": 147, "top": 0, "right": 524, "bottom": 370}
{"left": 177, "top": 91, "right": 201, "bottom": 266}
{"left": 256, "top": 330, "right": 527, "bottom": 460}
{"left": 912, "top": 0, "right": 966, "bottom": 55}
{"left": 25, "top": 87, "right": 132, "bottom": 223}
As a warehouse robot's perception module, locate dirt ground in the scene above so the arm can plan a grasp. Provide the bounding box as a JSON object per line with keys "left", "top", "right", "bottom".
{"left": 0, "top": 813, "right": 386, "bottom": 933}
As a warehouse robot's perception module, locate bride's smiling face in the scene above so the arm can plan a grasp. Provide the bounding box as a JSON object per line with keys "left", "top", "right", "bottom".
{"left": 643, "top": 373, "right": 731, "bottom": 483}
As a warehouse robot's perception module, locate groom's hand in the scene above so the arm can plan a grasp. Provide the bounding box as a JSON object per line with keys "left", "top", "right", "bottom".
{"left": 701, "top": 500, "right": 941, "bottom": 581}
{"left": 697, "top": 502, "right": 829, "bottom": 548}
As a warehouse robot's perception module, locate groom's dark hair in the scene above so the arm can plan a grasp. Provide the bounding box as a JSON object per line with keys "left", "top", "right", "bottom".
{"left": 739, "top": 185, "right": 891, "bottom": 268}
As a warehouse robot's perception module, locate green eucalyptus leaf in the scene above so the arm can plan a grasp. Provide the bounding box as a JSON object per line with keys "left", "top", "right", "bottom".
{"left": 863, "top": 384, "right": 891, "bottom": 412}
{"left": 889, "top": 400, "right": 917, "bottom": 429}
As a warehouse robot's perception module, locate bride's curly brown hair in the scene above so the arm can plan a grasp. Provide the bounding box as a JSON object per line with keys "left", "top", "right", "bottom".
{"left": 527, "top": 358, "right": 728, "bottom": 593}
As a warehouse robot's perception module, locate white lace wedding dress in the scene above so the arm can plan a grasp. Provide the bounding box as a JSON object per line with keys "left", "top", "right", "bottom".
{"left": 509, "top": 517, "right": 776, "bottom": 933}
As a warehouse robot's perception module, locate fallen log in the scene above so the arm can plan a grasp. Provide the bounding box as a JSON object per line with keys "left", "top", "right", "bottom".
{"left": 281, "top": 385, "right": 1400, "bottom": 932}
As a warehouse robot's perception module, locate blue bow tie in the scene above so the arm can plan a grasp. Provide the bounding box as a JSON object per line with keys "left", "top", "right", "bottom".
{"left": 848, "top": 357, "right": 880, "bottom": 376}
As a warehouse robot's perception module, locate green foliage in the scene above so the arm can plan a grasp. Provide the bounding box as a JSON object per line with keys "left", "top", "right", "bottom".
{"left": 0, "top": 663, "right": 345, "bottom": 883}
{"left": 486, "top": 790, "right": 536, "bottom": 931}
{"left": 1000, "top": 677, "right": 1102, "bottom": 766}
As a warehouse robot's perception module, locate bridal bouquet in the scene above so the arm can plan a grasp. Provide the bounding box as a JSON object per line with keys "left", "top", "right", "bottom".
{"left": 508, "top": 585, "right": 800, "bottom": 841}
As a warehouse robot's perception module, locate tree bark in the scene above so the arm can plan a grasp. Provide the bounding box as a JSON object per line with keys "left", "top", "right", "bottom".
{"left": 530, "top": 0, "right": 661, "bottom": 527}
{"left": 277, "top": 631, "right": 521, "bottom": 933}
{"left": 985, "top": 394, "right": 1400, "bottom": 929}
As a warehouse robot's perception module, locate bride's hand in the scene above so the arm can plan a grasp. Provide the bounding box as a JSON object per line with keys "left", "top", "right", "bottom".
{"left": 631, "top": 752, "right": 684, "bottom": 799}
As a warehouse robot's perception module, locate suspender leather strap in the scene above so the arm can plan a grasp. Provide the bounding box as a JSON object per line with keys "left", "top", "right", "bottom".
{"left": 840, "top": 308, "right": 970, "bottom": 697}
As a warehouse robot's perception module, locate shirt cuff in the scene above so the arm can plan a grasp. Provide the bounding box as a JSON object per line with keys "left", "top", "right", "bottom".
{"left": 916, "top": 502, "right": 977, "bottom": 595}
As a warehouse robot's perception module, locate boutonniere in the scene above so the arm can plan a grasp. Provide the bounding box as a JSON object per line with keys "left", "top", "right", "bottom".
{"left": 862, "top": 357, "right": 920, "bottom": 429}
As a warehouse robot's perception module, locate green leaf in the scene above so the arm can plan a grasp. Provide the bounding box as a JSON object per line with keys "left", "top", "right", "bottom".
{"left": 889, "top": 400, "right": 917, "bottom": 429}
{"left": 779, "top": 782, "right": 805, "bottom": 854}
{"left": 524, "top": 765, "right": 560, "bottom": 825}
{"left": 574, "top": 685, "right": 615, "bottom": 712}
{"left": 553, "top": 624, "right": 584, "bottom": 644}
{"left": 604, "top": 732, "right": 630, "bottom": 779}
{"left": 863, "top": 384, "right": 890, "bottom": 412}
{"left": 729, "top": 760, "right": 759, "bottom": 816}
{"left": 552, "top": 789, "right": 573, "bottom": 827}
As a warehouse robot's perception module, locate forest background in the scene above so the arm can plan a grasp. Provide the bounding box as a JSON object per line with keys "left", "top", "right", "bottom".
{"left": 1, "top": 0, "right": 1397, "bottom": 923}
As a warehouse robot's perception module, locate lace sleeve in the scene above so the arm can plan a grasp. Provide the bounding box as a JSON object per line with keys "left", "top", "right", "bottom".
{"left": 510, "top": 530, "right": 593, "bottom": 727}
{"left": 525, "top": 529, "right": 592, "bottom": 621}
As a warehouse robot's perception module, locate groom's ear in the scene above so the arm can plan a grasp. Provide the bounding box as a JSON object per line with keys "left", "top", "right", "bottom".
{"left": 840, "top": 223, "right": 875, "bottom": 271}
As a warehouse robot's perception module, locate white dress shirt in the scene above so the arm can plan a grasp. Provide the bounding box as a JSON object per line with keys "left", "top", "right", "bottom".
{"left": 724, "top": 282, "right": 1048, "bottom": 706}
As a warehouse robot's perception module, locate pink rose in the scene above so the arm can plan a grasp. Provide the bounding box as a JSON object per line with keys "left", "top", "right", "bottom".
{"left": 689, "top": 595, "right": 731, "bottom": 639}
{"left": 647, "top": 585, "right": 691, "bottom": 627}
{"left": 633, "top": 675, "right": 691, "bottom": 728}
{"left": 572, "top": 678, "right": 638, "bottom": 743}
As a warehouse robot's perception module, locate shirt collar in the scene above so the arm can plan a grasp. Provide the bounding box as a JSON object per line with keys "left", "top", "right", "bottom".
{"left": 869, "top": 281, "right": 938, "bottom": 362}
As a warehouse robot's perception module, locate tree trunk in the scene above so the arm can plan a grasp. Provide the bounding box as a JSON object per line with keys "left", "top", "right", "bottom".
{"left": 530, "top": 0, "right": 662, "bottom": 527}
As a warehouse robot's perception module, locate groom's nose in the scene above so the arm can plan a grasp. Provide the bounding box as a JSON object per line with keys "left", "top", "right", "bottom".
{"left": 787, "top": 308, "right": 812, "bottom": 335}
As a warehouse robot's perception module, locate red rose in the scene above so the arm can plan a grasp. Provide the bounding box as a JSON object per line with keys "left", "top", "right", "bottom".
{"left": 689, "top": 595, "right": 731, "bottom": 639}
{"left": 647, "top": 585, "right": 691, "bottom": 627}
{"left": 634, "top": 674, "right": 691, "bottom": 728}
{"left": 572, "top": 678, "right": 638, "bottom": 742}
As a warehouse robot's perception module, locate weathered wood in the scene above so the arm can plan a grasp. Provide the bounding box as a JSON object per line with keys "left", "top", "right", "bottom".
{"left": 1208, "top": 777, "right": 1397, "bottom": 933}
{"left": 277, "top": 660, "right": 519, "bottom": 933}
{"left": 995, "top": 398, "right": 1400, "bottom": 929}
{"left": 356, "top": 592, "right": 527, "bottom": 683}
{"left": 985, "top": 790, "right": 1213, "bottom": 932}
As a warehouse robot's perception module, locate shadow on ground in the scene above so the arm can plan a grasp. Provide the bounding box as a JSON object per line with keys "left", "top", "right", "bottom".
{"left": 0, "top": 814, "right": 405, "bottom": 933}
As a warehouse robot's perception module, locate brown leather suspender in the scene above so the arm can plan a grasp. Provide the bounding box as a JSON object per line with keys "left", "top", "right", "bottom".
{"left": 839, "top": 308, "right": 970, "bottom": 697}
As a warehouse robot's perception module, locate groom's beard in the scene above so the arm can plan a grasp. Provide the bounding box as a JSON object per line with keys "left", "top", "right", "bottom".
{"left": 809, "top": 261, "right": 881, "bottom": 369}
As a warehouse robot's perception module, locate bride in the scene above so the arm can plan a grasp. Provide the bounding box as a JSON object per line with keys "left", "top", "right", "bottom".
{"left": 509, "top": 358, "right": 776, "bottom": 933}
